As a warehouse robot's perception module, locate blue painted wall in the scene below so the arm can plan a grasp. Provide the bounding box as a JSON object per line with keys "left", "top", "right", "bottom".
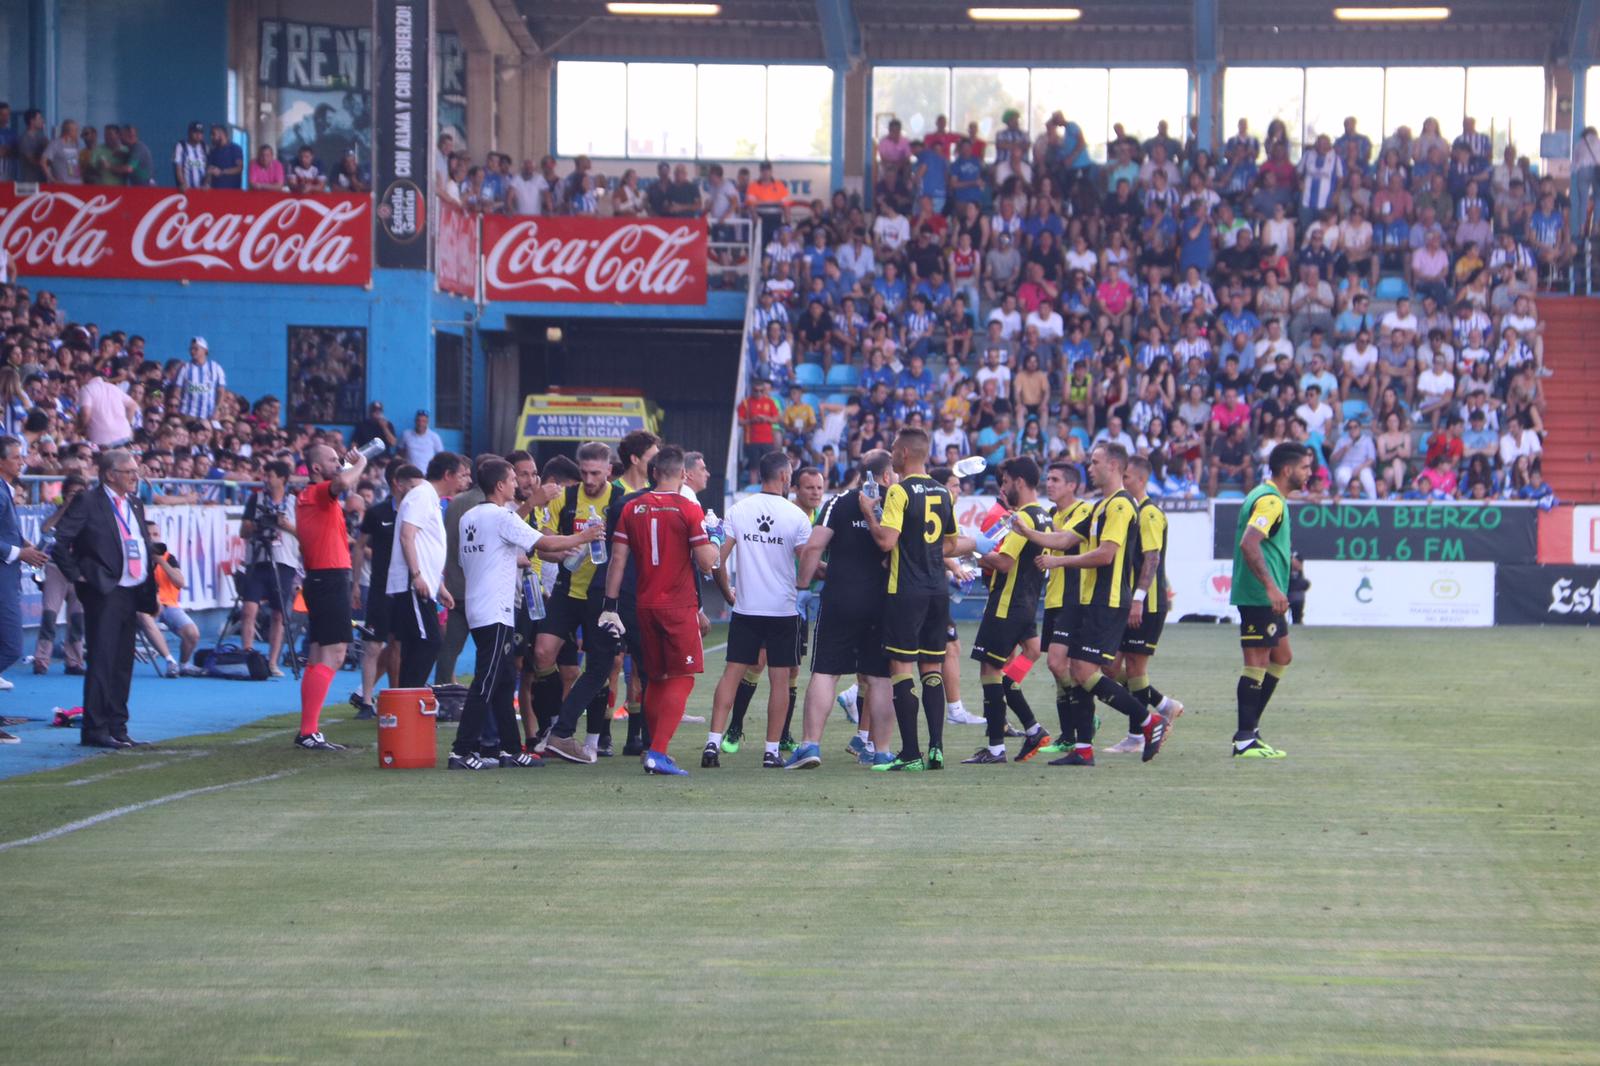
{"left": 2, "top": 0, "right": 228, "bottom": 155}
{"left": 37, "top": 270, "right": 474, "bottom": 452}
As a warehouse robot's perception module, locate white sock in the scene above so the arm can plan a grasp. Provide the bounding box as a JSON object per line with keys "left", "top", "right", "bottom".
{"left": 988, "top": 743, "right": 1006, "bottom": 756}
{"left": 707, "top": 731, "right": 723, "bottom": 747}
{"left": 584, "top": 733, "right": 600, "bottom": 749}
{"left": 1235, "top": 738, "right": 1254, "bottom": 751}
{"left": 764, "top": 741, "right": 780, "bottom": 755}
{"left": 1026, "top": 723, "right": 1042, "bottom": 736}
{"left": 856, "top": 729, "right": 869, "bottom": 742}
{"left": 864, "top": 740, "right": 876, "bottom": 754}
{"left": 948, "top": 699, "right": 966, "bottom": 715}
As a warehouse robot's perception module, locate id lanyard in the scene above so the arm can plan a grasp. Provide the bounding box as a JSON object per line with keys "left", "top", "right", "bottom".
{"left": 111, "top": 495, "right": 144, "bottom": 581}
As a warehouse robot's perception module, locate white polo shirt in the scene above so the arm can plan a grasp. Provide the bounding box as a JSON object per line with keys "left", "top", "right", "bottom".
{"left": 723, "top": 491, "right": 811, "bottom": 617}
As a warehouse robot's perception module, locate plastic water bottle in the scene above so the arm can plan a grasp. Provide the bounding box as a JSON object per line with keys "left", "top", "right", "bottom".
{"left": 523, "top": 573, "right": 545, "bottom": 622}
{"left": 586, "top": 505, "right": 608, "bottom": 565}
{"left": 702, "top": 508, "right": 725, "bottom": 547}
{"left": 949, "top": 556, "right": 982, "bottom": 603}
{"left": 861, "top": 472, "right": 882, "bottom": 517}
{"left": 952, "top": 455, "right": 987, "bottom": 479}
{"left": 341, "top": 438, "right": 388, "bottom": 470}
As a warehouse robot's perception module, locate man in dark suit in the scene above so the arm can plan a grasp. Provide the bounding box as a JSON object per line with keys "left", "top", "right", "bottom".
{"left": 0, "top": 436, "right": 52, "bottom": 744}
{"left": 50, "top": 449, "right": 158, "bottom": 748}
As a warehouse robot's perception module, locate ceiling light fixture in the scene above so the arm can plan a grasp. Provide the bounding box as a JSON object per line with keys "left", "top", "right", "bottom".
{"left": 967, "top": 7, "right": 1083, "bottom": 21}
{"left": 605, "top": 2, "right": 722, "bottom": 15}
{"left": 1332, "top": 6, "right": 1450, "bottom": 21}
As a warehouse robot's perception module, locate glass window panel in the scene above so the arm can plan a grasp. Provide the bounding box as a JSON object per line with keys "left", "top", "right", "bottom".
{"left": 952, "top": 67, "right": 1032, "bottom": 151}
{"left": 1223, "top": 67, "right": 1305, "bottom": 151}
{"left": 1304, "top": 68, "right": 1384, "bottom": 153}
{"left": 767, "top": 65, "right": 833, "bottom": 161}
{"left": 697, "top": 64, "right": 767, "bottom": 160}
{"left": 1383, "top": 66, "right": 1465, "bottom": 154}
{"left": 627, "top": 62, "right": 696, "bottom": 159}
{"left": 1030, "top": 68, "right": 1110, "bottom": 162}
{"left": 872, "top": 67, "right": 951, "bottom": 140}
{"left": 1108, "top": 67, "right": 1187, "bottom": 144}
{"left": 556, "top": 61, "right": 626, "bottom": 158}
{"left": 1466, "top": 66, "right": 1545, "bottom": 161}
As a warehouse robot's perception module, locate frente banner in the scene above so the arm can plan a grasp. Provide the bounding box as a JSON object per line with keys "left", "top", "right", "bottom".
{"left": 373, "top": 0, "right": 431, "bottom": 269}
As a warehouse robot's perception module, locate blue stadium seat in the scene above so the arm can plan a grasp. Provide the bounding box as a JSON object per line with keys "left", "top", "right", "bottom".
{"left": 826, "top": 364, "right": 860, "bottom": 388}
{"left": 1374, "top": 276, "right": 1410, "bottom": 302}
{"left": 1214, "top": 489, "right": 1246, "bottom": 500}
{"left": 1342, "top": 398, "right": 1370, "bottom": 424}
{"left": 823, "top": 392, "right": 850, "bottom": 408}
{"left": 793, "top": 363, "right": 825, "bottom": 388}
{"left": 800, "top": 391, "right": 821, "bottom": 414}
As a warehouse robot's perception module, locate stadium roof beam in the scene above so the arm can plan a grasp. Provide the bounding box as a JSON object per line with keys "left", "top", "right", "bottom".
{"left": 1195, "top": 0, "right": 1219, "bottom": 152}
{"left": 815, "top": 0, "right": 864, "bottom": 68}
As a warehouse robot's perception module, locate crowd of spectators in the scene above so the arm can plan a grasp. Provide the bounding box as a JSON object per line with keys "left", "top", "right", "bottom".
{"left": 0, "top": 105, "right": 369, "bottom": 194}
{"left": 722, "top": 109, "right": 1564, "bottom": 503}
{"left": 0, "top": 281, "right": 416, "bottom": 522}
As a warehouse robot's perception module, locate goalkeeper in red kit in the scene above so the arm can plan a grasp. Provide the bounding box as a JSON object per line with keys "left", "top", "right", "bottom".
{"left": 598, "top": 446, "right": 721, "bottom": 776}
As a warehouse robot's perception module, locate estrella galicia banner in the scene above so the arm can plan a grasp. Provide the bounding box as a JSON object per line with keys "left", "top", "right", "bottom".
{"left": 373, "top": 0, "right": 431, "bottom": 269}
{"left": 1212, "top": 501, "right": 1538, "bottom": 565}
{"left": 1495, "top": 565, "right": 1600, "bottom": 625}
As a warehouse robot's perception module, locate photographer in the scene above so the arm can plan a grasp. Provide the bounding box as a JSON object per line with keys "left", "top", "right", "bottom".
{"left": 238, "top": 460, "right": 300, "bottom": 677}
{"left": 137, "top": 519, "right": 203, "bottom": 677}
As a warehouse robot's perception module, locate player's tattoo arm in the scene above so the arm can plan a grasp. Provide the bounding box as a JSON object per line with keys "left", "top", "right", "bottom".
{"left": 1136, "top": 549, "right": 1160, "bottom": 593}
{"left": 1239, "top": 528, "right": 1281, "bottom": 597}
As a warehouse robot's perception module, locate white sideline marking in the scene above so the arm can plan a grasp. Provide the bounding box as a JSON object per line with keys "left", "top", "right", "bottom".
{"left": 706, "top": 642, "right": 727, "bottom": 655}
{"left": 0, "top": 770, "right": 297, "bottom": 852}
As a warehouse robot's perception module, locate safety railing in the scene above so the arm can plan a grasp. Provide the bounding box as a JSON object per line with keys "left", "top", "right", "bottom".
{"left": 17, "top": 475, "right": 264, "bottom": 506}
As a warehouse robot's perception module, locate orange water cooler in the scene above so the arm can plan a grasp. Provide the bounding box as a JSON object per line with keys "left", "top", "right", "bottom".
{"left": 376, "top": 688, "right": 438, "bottom": 769}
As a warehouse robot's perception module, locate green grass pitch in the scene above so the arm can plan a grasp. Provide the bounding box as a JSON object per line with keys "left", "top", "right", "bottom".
{"left": 1, "top": 624, "right": 1597, "bottom": 1065}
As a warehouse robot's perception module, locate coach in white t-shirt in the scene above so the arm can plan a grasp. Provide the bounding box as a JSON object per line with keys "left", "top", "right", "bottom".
{"left": 387, "top": 452, "right": 471, "bottom": 688}
{"left": 448, "top": 457, "right": 599, "bottom": 770}
{"left": 702, "top": 451, "right": 812, "bottom": 768}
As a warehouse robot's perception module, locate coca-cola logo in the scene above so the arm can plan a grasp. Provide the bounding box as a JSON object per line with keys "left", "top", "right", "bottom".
{"left": 484, "top": 219, "right": 700, "bottom": 299}
{"left": 0, "top": 186, "right": 372, "bottom": 285}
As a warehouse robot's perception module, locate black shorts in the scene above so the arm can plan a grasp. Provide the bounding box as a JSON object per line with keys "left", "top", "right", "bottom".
{"left": 362, "top": 581, "right": 393, "bottom": 640}
{"left": 1121, "top": 611, "right": 1167, "bottom": 656}
{"left": 1042, "top": 602, "right": 1078, "bottom": 649}
{"left": 971, "top": 608, "right": 1037, "bottom": 667}
{"left": 388, "top": 589, "right": 439, "bottom": 644}
{"left": 1068, "top": 602, "right": 1129, "bottom": 666}
{"left": 811, "top": 597, "right": 889, "bottom": 678}
{"left": 238, "top": 561, "right": 296, "bottom": 607}
{"left": 727, "top": 611, "right": 802, "bottom": 669}
{"left": 301, "top": 568, "right": 353, "bottom": 647}
{"left": 539, "top": 591, "right": 585, "bottom": 643}
{"left": 1238, "top": 605, "right": 1288, "bottom": 649}
{"left": 881, "top": 589, "right": 951, "bottom": 666}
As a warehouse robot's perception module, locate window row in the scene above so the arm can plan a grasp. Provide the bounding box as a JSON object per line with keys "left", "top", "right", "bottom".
{"left": 555, "top": 62, "right": 834, "bottom": 162}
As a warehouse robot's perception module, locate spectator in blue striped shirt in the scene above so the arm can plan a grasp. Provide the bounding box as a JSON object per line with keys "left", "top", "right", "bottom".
{"left": 1297, "top": 134, "right": 1344, "bottom": 230}
{"left": 174, "top": 337, "right": 225, "bottom": 420}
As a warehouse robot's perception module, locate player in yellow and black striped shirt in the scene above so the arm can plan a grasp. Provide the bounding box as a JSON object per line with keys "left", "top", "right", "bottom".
{"left": 1034, "top": 443, "right": 1171, "bottom": 765}
{"left": 963, "top": 457, "right": 1054, "bottom": 765}
{"left": 1013, "top": 460, "right": 1092, "bottom": 759}
{"left": 860, "top": 428, "right": 973, "bottom": 772}
{"left": 1102, "top": 455, "right": 1186, "bottom": 756}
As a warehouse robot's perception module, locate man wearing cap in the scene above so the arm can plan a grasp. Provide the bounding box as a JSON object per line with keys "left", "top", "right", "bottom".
{"left": 175, "top": 337, "right": 225, "bottom": 421}
{"left": 401, "top": 410, "right": 444, "bottom": 470}
{"left": 174, "top": 121, "right": 207, "bottom": 188}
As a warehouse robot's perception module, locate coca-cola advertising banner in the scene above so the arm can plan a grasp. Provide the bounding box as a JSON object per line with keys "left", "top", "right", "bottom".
{"left": 481, "top": 216, "right": 708, "bottom": 304}
{"left": 0, "top": 184, "right": 372, "bottom": 286}
{"left": 435, "top": 198, "right": 476, "bottom": 299}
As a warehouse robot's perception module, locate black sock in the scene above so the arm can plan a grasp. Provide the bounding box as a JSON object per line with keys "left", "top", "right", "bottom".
{"left": 1001, "top": 674, "right": 1038, "bottom": 732}
{"left": 1236, "top": 670, "right": 1265, "bottom": 739}
{"left": 1089, "top": 673, "right": 1148, "bottom": 726}
{"left": 854, "top": 688, "right": 866, "bottom": 719}
{"left": 782, "top": 679, "right": 797, "bottom": 741}
{"left": 920, "top": 671, "right": 945, "bottom": 751}
{"left": 891, "top": 676, "right": 920, "bottom": 759}
{"left": 730, "top": 676, "right": 758, "bottom": 734}
{"left": 1070, "top": 686, "right": 1096, "bottom": 745}
{"left": 586, "top": 688, "right": 609, "bottom": 737}
{"left": 532, "top": 668, "right": 562, "bottom": 733}
{"left": 1143, "top": 683, "right": 1166, "bottom": 707}
{"left": 982, "top": 680, "right": 1007, "bottom": 746}
{"left": 1055, "top": 680, "right": 1073, "bottom": 737}
{"left": 1259, "top": 673, "right": 1280, "bottom": 714}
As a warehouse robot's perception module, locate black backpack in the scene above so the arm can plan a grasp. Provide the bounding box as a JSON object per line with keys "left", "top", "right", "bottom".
{"left": 196, "top": 643, "right": 271, "bottom": 681}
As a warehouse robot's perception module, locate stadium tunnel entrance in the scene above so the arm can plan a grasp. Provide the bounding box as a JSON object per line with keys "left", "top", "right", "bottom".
{"left": 501, "top": 316, "right": 744, "bottom": 503}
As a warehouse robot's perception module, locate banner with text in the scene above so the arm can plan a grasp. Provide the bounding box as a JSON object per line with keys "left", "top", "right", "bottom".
{"left": 0, "top": 184, "right": 372, "bottom": 285}
{"left": 372, "top": 0, "right": 431, "bottom": 269}
{"left": 1298, "top": 561, "right": 1495, "bottom": 627}
{"left": 1495, "top": 565, "right": 1600, "bottom": 625}
{"left": 1212, "top": 501, "right": 1537, "bottom": 565}
{"left": 435, "top": 198, "right": 477, "bottom": 299}
{"left": 482, "top": 216, "right": 708, "bottom": 304}
{"left": 513, "top": 394, "right": 657, "bottom": 448}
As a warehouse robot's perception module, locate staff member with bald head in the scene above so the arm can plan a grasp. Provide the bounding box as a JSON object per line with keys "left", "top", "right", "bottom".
{"left": 49, "top": 448, "right": 157, "bottom": 748}
{"left": 291, "top": 441, "right": 370, "bottom": 751}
